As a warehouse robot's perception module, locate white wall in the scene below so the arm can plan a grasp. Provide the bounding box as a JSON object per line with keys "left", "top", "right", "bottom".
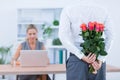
{"left": 0, "top": 0, "right": 17, "bottom": 46}
{"left": 0, "top": 0, "right": 120, "bottom": 67}
{"left": 16, "top": 0, "right": 85, "bottom": 8}
{"left": 92, "top": 0, "right": 120, "bottom": 67}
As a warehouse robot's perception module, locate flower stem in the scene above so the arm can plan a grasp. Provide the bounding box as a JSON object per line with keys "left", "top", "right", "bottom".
{"left": 89, "top": 65, "right": 97, "bottom": 74}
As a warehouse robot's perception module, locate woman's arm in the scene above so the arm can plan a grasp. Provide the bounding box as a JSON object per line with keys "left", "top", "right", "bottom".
{"left": 11, "top": 44, "right": 22, "bottom": 64}
{"left": 41, "top": 45, "right": 46, "bottom": 50}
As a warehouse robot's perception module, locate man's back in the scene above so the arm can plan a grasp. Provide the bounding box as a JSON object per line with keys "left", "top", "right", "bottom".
{"left": 60, "top": 5, "right": 108, "bottom": 42}
{"left": 66, "top": 5, "right": 107, "bottom": 24}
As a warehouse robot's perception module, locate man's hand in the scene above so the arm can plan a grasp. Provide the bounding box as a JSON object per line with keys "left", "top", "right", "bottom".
{"left": 81, "top": 53, "right": 96, "bottom": 64}
{"left": 92, "top": 60, "right": 102, "bottom": 71}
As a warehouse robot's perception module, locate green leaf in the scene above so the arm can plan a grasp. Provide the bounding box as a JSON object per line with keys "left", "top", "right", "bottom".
{"left": 89, "top": 46, "right": 97, "bottom": 53}
{"left": 84, "top": 32, "right": 89, "bottom": 37}
{"left": 79, "top": 34, "right": 82, "bottom": 36}
{"left": 52, "top": 38, "right": 62, "bottom": 45}
{"left": 97, "top": 46, "right": 100, "bottom": 51}
{"left": 99, "top": 38, "right": 104, "bottom": 41}
{"left": 81, "top": 49, "right": 86, "bottom": 54}
{"left": 99, "top": 42, "right": 105, "bottom": 50}
{"left": 53, "top": 20, "right": 59, "bottom": 26}
{"left": 80, "top": 43, "right": 84, "bottom": 47}
{"left": 43, "top": 27, "right": 53, "bottom": 38}
{"left": 83, "top": 38, "right": 88, "bottom": 40}
{"left": 0, "top": 45, "right": 13, "bottom": 64}
{"left": 84, "top": 41, "right": 90, "bottom": 49}
{"left": 99, "top": 51, "right": 107, "bottom": 56}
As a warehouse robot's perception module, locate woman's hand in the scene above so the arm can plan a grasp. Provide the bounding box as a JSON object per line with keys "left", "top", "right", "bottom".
{"left": 92, "top": 60, "right": 102, "bottom": 71}
{"left": 11, "top": 57, "right": 16, "bottom": 65}
{"left": 81, "top": 53, "right": 96, "bottom": 64}
{"left": 47, "top": 58, "right": 50, "bottom": 65}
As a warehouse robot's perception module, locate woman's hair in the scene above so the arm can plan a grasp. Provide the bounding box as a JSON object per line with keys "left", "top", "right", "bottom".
{"left": 26, "top": 24, "right": 38, "bottom": 33}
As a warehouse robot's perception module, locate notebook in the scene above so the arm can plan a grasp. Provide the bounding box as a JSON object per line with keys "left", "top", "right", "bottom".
{"left": 19, "top": 50, "right": 48, "bottom": 67}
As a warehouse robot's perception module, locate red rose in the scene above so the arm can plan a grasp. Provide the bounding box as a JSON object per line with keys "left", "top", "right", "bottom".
{"left": 80, "top": 23, "right": 87, "bottom": 31}
{"left": 99, "top": 24, "right": 104, "bottom": 32}
{"left": 94, "top": 21, "right": 97, "bottom": 26}
{"left": 88, "top": 22, "right": 95, "bottom": 31}
{"left": 95, "top": 23, "right": 100, "bottom": 32}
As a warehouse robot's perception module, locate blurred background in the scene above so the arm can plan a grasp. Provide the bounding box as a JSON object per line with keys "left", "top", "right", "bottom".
{"left": 0, "top": 0, "right": 120, "bottom": 80}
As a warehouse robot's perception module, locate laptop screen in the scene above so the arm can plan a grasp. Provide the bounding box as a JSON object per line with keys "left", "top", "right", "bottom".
{"left": 20, "top": 50, "right": 49, "bottom": 67}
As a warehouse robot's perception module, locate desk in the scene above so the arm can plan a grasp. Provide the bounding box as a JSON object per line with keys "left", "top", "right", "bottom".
{"left": 0, "top": 64, "right": 120, "bottom": 80}
{"left": 1, "top": 64, "right": 120, "bottom": 74}
{"left": 0, "top": 64, "right": 66, "bottom": 75}
{"left": 106, "top": 64, "right": 120, "bottom": 72}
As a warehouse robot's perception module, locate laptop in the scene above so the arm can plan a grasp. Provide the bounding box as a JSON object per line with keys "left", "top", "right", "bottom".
{"left": 19, "top": 50, "right": 49, "bottom": 67}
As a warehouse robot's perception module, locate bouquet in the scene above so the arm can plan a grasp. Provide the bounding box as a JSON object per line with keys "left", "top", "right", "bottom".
{"left": 80, "top": 22, "right": 107, "bottom": 73}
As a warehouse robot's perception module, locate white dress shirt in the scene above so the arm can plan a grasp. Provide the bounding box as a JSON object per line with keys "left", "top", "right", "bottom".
{"left": 59, "top": 4, "right": 113, "bottom": 62}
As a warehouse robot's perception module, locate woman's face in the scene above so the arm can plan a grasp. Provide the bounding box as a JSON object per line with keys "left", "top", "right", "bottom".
{"left": 27, "top": 29, "right": 38, "bottom": 42}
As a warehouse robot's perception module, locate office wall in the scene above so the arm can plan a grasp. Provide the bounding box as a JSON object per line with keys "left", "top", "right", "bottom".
{"left": 93, "top": 0, "right": 120, "bottom": 67}
{"left": 0, "top": 0, "right": 17, "bottom": 46}
{"left": 0, "top": 0, "right": 120, "bottom": 66}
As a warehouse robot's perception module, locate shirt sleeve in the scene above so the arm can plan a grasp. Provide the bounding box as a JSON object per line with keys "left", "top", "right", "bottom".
{"left": 59, "top": 7, "right": 84, "bottom": 59}
{"left": 98, "top": 13, "right": 113, "bottom": 63}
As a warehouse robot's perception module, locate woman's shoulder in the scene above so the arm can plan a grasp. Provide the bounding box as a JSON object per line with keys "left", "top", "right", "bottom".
{"left": 37, "top": 40, "right": 44, "bottom": 45}
{"left": 36, "top": 40, "right": 45, "bottom": 50}
{"left": 16, "top": 43, "right": 22, "bottom": 50}
{"left": 21, "top": 41, "right": 27, "bottom": 46}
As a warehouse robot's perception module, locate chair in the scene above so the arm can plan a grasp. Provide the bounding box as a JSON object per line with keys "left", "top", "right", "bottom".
{"left": 16, "top": 75, "right": 47, "bottom": 80}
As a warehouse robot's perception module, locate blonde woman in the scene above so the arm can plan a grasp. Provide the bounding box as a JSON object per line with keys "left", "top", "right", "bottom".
{"left": 12, "top": 24, "right": 51, "bottom": 80}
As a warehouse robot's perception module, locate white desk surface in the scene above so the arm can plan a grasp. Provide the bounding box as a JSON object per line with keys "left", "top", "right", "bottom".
{"left": 0, "top": 64, "right": 66, "bottom": 75}
{"left": 0, "top": 64, "right": 120, "bottom": 75}
{"left": 107, "top": 64, "right": 120, "bottom": 72}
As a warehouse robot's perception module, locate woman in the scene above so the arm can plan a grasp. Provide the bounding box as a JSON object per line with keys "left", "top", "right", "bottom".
{"left": 12, "top": 24, "right": 51, "bottom": 80}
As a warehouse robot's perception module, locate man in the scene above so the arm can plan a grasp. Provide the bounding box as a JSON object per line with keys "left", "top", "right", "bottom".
{"left": 59, "top": 4, "right": 113, "bottom": 80}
